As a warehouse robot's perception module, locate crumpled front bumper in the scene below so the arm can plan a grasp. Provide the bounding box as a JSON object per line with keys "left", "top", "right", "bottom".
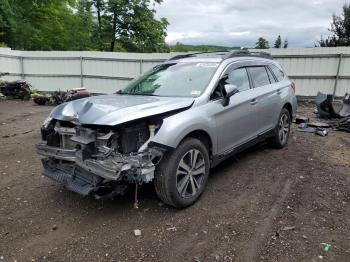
{"left": 36, "top": 143, "right": 155, "bottom": 182}
{"left": 36, "top": 143, "right": 76, "bottom": 161}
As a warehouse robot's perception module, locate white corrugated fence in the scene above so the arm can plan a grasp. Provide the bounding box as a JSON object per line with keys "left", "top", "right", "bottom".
{"left": 1, "top": 47, "right": 350, "bottom": 97}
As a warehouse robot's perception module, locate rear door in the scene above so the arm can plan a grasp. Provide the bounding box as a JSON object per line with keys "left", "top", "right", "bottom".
{"left": 246, "top": 65, "right": 281, "bottom": 134}
{"left": 269, "top": 63, "right": 289, "bottom": 122}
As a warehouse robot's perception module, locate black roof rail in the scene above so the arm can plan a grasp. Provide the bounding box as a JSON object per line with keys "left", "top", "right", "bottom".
{"left": 222, "top": 50, "right": 250, "bottom": 59}
{"left": 167, "top": 50, "right": 230, "bottom": 61}
{"left": 250, "top": 51, "right": 273, "bottom": 59}
{"left": 167, "top": 53, "right": 195, "bottom": 61}
{"left": 223, "top": 50, "right": 273, "bottom": 60}
{"left": 167, "top": 50, "right": 273, "bottom": 61}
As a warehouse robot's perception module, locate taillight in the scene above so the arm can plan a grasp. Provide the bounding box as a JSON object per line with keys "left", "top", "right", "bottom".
{"left": 290, "top": 82, "right": 296, "bottom": 93}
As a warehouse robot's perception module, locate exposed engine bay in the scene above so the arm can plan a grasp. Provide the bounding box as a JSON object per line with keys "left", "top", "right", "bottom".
{"left": 36, "top": 117, "right": 165, "bottom": 199}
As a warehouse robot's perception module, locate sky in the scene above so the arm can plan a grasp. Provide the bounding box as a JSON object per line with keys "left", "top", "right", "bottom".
{"left": 155, "top": 0, "right": 347, "bottom": 48}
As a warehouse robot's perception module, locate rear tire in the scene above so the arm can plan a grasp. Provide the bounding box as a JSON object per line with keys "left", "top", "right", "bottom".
{"left": 269, "top": 108, "right": 291, "bottom": 148}
{"left": 154, "top": 138, "right": 210, "bottom": 208}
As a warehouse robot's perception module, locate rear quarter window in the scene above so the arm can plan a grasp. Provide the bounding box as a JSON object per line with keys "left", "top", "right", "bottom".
{"left": 269, "top": 64, "right": 285, "bottom": 82}
{"left": 266, "top": 67, "right": 276, "bottom": 83}
{"left": 247, "top": 66, "right": 270, "bottom": 88}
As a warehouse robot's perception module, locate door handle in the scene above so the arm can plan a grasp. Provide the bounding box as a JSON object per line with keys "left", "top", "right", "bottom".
{"left": 277, "top": 89, "right": 282, "bottom": 95}
{"left": 250, "top": 99, "right": 258, "bottom": 105}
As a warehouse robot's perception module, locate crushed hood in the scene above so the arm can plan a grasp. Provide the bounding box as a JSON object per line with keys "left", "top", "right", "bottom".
{"left": 50, "top": 94, "right": 194, "bottom": 126}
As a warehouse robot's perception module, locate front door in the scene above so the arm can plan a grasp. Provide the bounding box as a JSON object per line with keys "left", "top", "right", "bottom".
{"left": 210, "top": 66, "right": 258, "bottom": 155}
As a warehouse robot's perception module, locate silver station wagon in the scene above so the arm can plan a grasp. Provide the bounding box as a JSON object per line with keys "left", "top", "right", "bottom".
{"left": 37, "top": 50, "right": 297, "bottom": 208}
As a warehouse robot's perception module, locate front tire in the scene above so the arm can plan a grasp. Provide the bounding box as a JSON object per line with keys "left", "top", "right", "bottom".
{"left": 269, "top": 108, "right": 291, "bottom": 148}
{"left": 154, "top": 138, "right": 210, "bottom": 208}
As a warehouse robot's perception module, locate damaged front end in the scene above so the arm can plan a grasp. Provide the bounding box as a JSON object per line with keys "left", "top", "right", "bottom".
{"left": 36, "top": 118, "right": 165, "bottom": 199}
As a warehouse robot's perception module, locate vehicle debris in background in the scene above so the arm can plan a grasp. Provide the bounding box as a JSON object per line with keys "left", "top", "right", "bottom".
{"left": 296, "top": 115, "right": 330, "bottom": 136}
{"left": 294, "top": 116, "right": 309, "bottom": 124}
{"left": 315, "top": 92, "right": 350, "bottom": 118}
{"left": 32, "top": 88, "right": 91, "bottom": 106}
{"left": 307, "top": 122, "right": 332, "bottom": 128}
{"left": 297, "top": 124, "right": 329, "bottom": 136}
{"left": 315, "top": 127, "right": 328, "bottom": 137}
{"left": 339, "top": 93, "right": 350, "bottom": 117}
{"left": 297, "top": 124, "right": 315, "bottom": 133}
{"left": 0, "top": 72, "right": 31, "bottom": 100}
{"left": 335, "top": 117, "right": 350, "bottom": 133}
{"left": 313, "top": 92, "right": 350, "bottom": 133}
{"left": 314, "top": 92, "right": 340, "bottom": 118}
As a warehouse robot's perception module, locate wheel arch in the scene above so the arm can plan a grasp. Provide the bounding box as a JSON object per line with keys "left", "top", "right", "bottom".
{"left": 179, "top": 129, "right": 213, "bottom": 158}
{"left": 283, "top": 102, "right": 293, "bottom": 120}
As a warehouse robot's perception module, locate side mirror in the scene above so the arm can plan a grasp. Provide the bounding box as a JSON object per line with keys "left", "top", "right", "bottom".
{"left": 224, "top": 84, "right": 238, "bottom": 98}
{"left": 222, "top": 84, "right": 239, "bottom": 106}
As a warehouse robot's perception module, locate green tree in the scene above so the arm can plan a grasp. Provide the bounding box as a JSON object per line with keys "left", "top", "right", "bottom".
{"left": 170, "top": 42, "right": 189, "bottom": 52}
{"left": 105, "top": 0, "right": 168, "bottom": 52}
{"left": 62, "top": 0, "right": 98, "bottom": 51}
{"left": 317, "top": 4, "right": 350, "bottom": 47}
{"left": 0, "top": 0, "right": 169, "bottom": 52}
{"left": 283, "top": 38, "right": 288, "bottom": 48}
{"left": 255, "top": 37, "right": 269, "bottom": 49}
{"left": 91, "top": 0, "right": 107, "bottom": 50}
{"left": 2, "top": 0, "right": 87, "bottom": 50}
{"left": 0, "top": 0, "right": 15, "bottom": 45}
{"left": 274, "top": 35, "right": 282, "bottom": 48}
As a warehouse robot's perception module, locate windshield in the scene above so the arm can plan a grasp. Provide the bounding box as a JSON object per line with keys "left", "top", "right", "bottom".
{"left": 119, "top": 62, "right": 219, "bottom": 97}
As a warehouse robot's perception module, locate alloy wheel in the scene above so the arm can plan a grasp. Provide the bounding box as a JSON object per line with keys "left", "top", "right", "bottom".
{"left": 176, "top": 149, "right": 206, "bottom": 198}
{"left": 278, "top": 113, "right": 290, "bottom": 144}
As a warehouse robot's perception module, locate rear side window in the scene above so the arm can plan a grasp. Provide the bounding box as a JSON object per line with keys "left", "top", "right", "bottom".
{"left": 266, "top": 67, "right": 276, "bottom": 83}
{"left": 226, "top": 67, "right": 251, "bottom": 92}
{"left": 269, "top": 64, "right": 285, "bottom": 82}
{"left": 247, "top": 66, "right": 270, "bottom": 88}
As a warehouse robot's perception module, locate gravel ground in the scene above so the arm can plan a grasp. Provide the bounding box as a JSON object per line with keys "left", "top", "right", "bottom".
{"left": 0, "top": 100, "right": 349, "bottom": 262}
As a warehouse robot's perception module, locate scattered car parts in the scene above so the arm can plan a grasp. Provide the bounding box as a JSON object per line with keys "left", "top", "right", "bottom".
{"left": 33, "top": 88, "right": 91, "bottom": 106}
{"left": 335, "top": 117, "right": 350, "bottom": 133}
{"left": 313, "top": 92, "right": 350, "bottom": 133}
{"left": 339, "top": 93, "right": 350, "bottom": 117}
{"left": 297, "top": 124, "right": 329, "bottom": 137}
{"left": 307, "top": 122, "right": 331, "bottom": 128}
{"left": 0, "top": 72, "right": 31, "bottom": 100}
{"left": 294, "top": 116, "right": 309, "bottom": 124}
{"left": 315, "top": 92, "right": 350, "bottom": 118}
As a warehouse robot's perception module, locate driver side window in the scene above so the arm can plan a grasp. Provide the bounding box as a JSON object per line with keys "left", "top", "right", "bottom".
{"left": 226, "top": 67, "right": 251, "bottom": 92}
{"left": 211, "top": 67, "right": 251, "bottom": 100}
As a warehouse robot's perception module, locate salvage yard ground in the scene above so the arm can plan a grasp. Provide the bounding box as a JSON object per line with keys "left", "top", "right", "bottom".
{"left": 0, "top": 100, "right": 349, "bottom": 262}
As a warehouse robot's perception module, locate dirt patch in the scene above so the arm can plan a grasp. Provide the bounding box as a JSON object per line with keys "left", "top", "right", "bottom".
{"left": 0, "top": 100, "right": 349, "bottom": 261}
